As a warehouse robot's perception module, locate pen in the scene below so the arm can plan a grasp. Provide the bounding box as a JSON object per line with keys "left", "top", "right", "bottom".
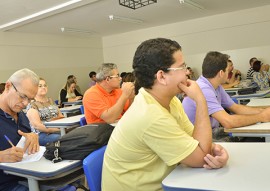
{"left": 4, "top": 135, "right": 15, "bottom": 147}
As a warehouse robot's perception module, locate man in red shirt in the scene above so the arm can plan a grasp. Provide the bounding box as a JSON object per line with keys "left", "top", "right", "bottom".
{"left": 83, "top": 63, "right": 134, "bottom": 124}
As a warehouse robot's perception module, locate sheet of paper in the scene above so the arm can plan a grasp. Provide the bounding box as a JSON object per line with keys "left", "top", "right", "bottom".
{"left": 15, "top": 136, "right": 46, "bottom": 163}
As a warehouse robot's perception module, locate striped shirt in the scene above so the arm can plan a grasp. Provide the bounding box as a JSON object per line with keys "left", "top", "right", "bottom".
{"left": 246, "top": 67, "right": 255, "bottom": 79}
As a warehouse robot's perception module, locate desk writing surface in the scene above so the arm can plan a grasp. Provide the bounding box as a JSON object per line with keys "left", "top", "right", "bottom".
{"left": 44, "top": 114, "right": 84, "bottom": 127}
{"left": 231, "top": 89, "right": 270, "bottom": 99}
{"left": 60, "top": 105, "right": 81, "bottom": 113}
{"left": 224, "top": 87, "right": 241, "bottom": 92}
{"left": 224, "top": 122, "right": 270, "bottom": 133}
{"left": 247, "top": 98, "right": 270, "bottom": 107}
{"left": 62, "top": 100, "right": 82, "bottom": 106}
{"left": 162, "top": 143, "right": 270, "bottom": 191}
{"left": 0, "top": 157, "right": 82, "bottom": 179}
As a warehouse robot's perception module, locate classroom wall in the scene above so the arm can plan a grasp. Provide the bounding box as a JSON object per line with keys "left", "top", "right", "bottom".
{"left": 0, "top": 32, "right": 103, "bottom": 100}
{"left": 102, "top": 5, "right": 270, "bottom": 79}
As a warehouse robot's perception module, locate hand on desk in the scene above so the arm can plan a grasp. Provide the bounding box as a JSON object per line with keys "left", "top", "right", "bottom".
{"left": 203, "top": 143, "right": 229, "bottom": 169}
{"left": 75, "top": 96, "right": 82, "bottom": 101}
{"left": 18, "top": 130, "right": 39, "bottom": 154}
{"left": 0, "top": 147, "right": 24, "bottom": 162}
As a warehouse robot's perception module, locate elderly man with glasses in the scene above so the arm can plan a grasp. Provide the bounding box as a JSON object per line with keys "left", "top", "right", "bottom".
{"left": 83, "top": 63, "right": 135, "bottom": 124}
{"left": 0, "top": 68, "right": 40, "bottom": 191}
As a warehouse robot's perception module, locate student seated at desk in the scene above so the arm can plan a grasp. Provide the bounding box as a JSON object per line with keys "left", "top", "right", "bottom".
{"left": 247, "top": 57, "right": 258, "bottom": 79}
{"left": 0, "top": 68, "right": 39, "bottom": 191}
{"left": 222, "top": 59, "right": 240, "bottom": 89}
{"left": 183, "top": 51, "right": 270, "bottom": 142}
{"left": 252, "top": 60, "right": 270, "bottom": 91}
{"left": 60, "top": 79, "right": 83, "bottom": 107}
{"left": 83, "top": 63, "right": 134, "bottom": 124}
{"left": 67, "top": 74, "right": 82, "bottom": 94}
{"left": 26, "top": 77, "right": 63, "bottom": 146}
{"left": 102, "top": 38, "right": 228, "bottom": 191}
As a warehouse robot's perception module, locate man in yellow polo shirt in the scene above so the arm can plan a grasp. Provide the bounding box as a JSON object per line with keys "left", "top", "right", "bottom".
{"left": 83, "top": 63, "right": 134, "bottom": 124}
{"left": 102, "top": 38, "right": 229, "bottom": 191}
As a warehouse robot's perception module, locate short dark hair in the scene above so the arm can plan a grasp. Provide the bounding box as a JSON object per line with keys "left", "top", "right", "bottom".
{"left": 133, "top": 38, "right": 181, "bottom": 94}
{"left": 252, "top": 60, "right": 262, "bottom": 72}
{"left": 89, "top": 71, "right": 96, "bottom": 78}
{"left": 67, "top": 75, "right": 74, "bottom": 80}
{"left": 249, "top": 57, "right": 257, "bottom": 66}
{"left": 122, "top": 72, "right": 135, "bottom": 83}
{"left": 120, "top": 72, "right": 127, "bottom": 78}
{"left": 202, "top": 51, "right": 229, "bottom": 78}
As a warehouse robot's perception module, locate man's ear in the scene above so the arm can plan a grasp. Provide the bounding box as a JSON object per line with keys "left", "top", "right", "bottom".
{"left": 156, "top": 70, "right": 167, "bottom": 85}
{"left": 218, "top": 70, "right": 224, "bottom": 78}
{"left": 5, "top": 81, "right": 11, "bottom": 91}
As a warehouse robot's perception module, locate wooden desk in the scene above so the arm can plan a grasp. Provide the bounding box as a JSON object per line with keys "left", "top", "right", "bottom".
{"left": 60, "top": 105, "right": 81, "bottom": 117}
{"left": 224, "top": 122, "right": 270, "bottom": 142}
{"left": 44, "top": 114, "right": 84, "bottom": 136}
{"left": 162, "top": 142, "right": 270, "bottom": 191}
{"left": 247, "top": 97, "right": 270, "bottom": 108}
{"left": 0, "top": 157, "right": 83, "bottom": 191}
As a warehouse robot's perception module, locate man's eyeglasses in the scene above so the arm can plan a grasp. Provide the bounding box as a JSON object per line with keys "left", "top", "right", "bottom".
{"left": 38, "top": 84, "right": 48, "bottom": 88}
{"left": 11, "top": 82, "right": 33, "bottom": 103}
{"left": 108, "top": 74, "right": 121, "bottom": 79}
{"left": 167, "top": 64, "right": 188, "bottom": 71}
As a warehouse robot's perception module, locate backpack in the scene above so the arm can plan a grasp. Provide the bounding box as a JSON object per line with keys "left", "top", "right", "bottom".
{"left": 44, "top": 123, "right": 114, "bottom": 163}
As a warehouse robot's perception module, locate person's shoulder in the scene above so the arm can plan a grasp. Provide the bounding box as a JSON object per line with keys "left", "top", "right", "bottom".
{"left": 60, "top": 88, "right": 66, "bottom": 93}
{"left": 84, "top": 85, "right": 102, "bottom": 97}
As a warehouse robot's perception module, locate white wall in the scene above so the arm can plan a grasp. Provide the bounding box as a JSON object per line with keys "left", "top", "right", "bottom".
{"left": 0, "top": 32, "right": 103, "bottom": 100}
{"left": 103, "top": 5, "right": 270, "bottom": 79}
{"left": 2, "top": 5, "right": 270, "bottom": 100}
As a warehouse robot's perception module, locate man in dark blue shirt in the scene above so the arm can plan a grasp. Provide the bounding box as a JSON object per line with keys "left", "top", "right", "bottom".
{"left": 0, "top": 68, "right": 40, "bottom": 191}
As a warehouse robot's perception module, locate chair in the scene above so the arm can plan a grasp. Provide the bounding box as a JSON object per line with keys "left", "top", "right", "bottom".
{"left": 83, "top": 145, "right": 107, "bottom": 191}
{"left": 80, "top": 105, "right": 84, "bottom": 114}
{"left": 54, "top": 100, "right": 59, "bottom": 105}
{"left": 231, "top": 97, "right": 238, "bottom": 104}
{"left": 80, "top": 117, "right": 86, "bottom": 126}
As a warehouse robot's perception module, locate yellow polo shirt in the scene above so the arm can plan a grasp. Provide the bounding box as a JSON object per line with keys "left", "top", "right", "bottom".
{"left": 102, "top": 88, "right": 198, "bottom": 191}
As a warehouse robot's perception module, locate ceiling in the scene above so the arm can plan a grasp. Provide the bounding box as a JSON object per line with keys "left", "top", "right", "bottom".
{"left": 1, "top": 0, "right": 270, "bottom": 37}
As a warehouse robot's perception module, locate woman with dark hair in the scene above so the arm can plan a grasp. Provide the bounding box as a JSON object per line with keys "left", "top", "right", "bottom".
{"left": 253, "top": 60, "right": 270, "bottom": 90}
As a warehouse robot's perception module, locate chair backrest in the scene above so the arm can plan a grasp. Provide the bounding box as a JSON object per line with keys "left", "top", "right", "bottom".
{"left": 80, "top": 105, "right": 84, "bottom": 114}
{"left": 83, "top": 145, "right": 107, "bottom": 191}
{"left": 231, "top": 97, "right": 238, "bottom": 104}
{"left": 80, "top": 116, "right": 87, "bottom": 126}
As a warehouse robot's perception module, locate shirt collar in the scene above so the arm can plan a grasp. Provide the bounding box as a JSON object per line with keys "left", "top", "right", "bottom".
{"left": 0, "top": 108, "right": 13, "bottom": 119}
{"left": 96, "top": 83, "right": 116, "bottom": 96}
{"left": 198, "top": 75, "right": 220, "bottom": 96}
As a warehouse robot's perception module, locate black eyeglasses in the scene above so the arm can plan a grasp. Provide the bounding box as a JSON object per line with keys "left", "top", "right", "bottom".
{"left": 11, "top": 82, "right": 33, "bottom": 103}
